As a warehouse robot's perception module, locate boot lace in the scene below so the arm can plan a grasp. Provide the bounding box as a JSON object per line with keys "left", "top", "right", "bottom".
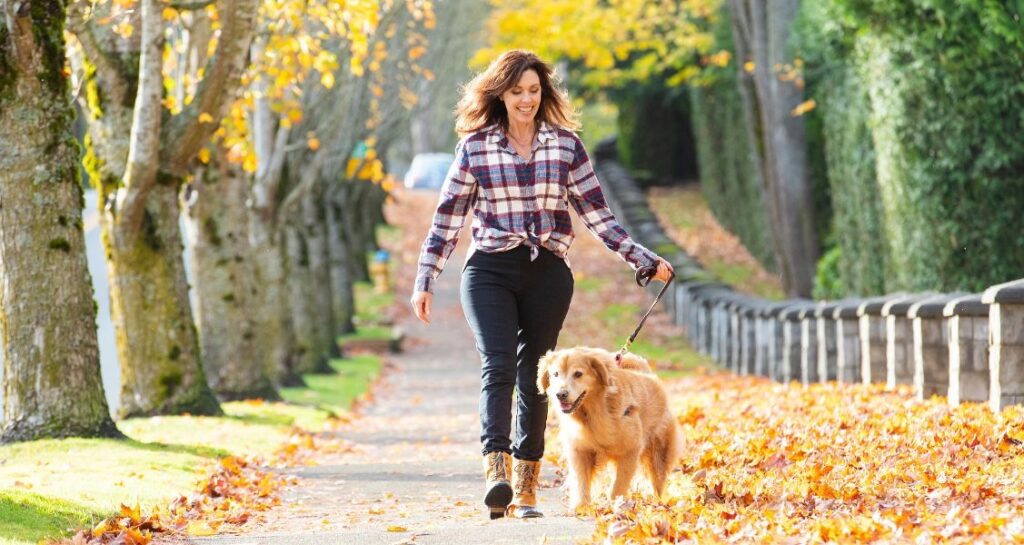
{"left": 514, "top": 461, "right": 537, "bottom": 494}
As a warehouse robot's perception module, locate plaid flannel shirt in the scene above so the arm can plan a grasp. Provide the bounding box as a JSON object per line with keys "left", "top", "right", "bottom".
{"left": 414, "top": 122, "right": 658, "bottom": 293}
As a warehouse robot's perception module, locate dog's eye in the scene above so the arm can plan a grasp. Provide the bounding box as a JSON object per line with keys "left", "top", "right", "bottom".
{"left": 573, "top": 371, "right": 583, "bottom": 378}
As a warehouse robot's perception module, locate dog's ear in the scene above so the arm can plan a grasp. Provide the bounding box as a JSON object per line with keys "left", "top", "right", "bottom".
{"left": 586, "top": 355, "right": 609, "bottom": 387}
{"left": 537, "top": 350, "right": 554, "bottom": 392}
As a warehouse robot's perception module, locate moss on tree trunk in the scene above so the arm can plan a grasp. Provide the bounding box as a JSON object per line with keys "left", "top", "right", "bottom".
{"left": 0, "top": 2, "right": 120, "bottom": 442}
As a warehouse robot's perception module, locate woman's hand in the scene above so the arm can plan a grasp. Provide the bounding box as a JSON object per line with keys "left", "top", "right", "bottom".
{"left": 653, "top": 258, "right": 674, "bottom": 283}
{"left": 410, "top": 291, "right": 433, "bottom": 325}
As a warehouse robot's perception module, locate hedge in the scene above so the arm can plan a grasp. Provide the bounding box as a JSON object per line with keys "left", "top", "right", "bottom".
{"left": 796, "top": 0, "right": 1024, "bottom": 294}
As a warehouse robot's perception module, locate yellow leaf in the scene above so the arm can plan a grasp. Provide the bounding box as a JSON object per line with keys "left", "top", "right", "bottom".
{"left": 186, "top": 521, "right": 217, "bottom": 536}
{"left": 744, "top": 61, "right": 755, "bottom": 73}
{"left": 198, "top": 148, "right": 211, "bottom": 164}
{"left": 119, "top": 503, "right": 141, "bottom": 522}
{"left": 408, "top": 46, "right": 427, "bottom": 60}
{"left": 198, "top": 112, "right": 214, "bottom": 123}
{"left": 307, "top": 137, "right": 321, "bottom": 151}
{"left": 243, "top": 153, "right": 257, "bottom": 173}
{"left": 162, "top": 7, "right": 177, "bottom": 20}
{"left": 92, "top": 519, "right": 110, "bottom": 537}
{"left": 350, "top": 59, "right": 365, "bottom": 77}
{"left": 790, "top": 99, "right": 816, "bottom": 117}
{"left": 321, "top": 72, "right": 335, "bottom": 89}
{"left": 387, "top": 526, "right": 408, "bottom": 532}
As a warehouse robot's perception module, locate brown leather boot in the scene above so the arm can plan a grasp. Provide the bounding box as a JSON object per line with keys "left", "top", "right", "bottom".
{"left": 506, "top": 458, "right": 544, "bottom": 518}
{"left": 483, "top": 451, "right": 513, "bottom": 519}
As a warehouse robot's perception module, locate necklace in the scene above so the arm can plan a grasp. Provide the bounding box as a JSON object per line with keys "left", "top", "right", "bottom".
{"left": 507, "top": 129, "right": 535, "bottom": 147}
{"left": 506, "top": 127, "right": 535, "bottom": 160}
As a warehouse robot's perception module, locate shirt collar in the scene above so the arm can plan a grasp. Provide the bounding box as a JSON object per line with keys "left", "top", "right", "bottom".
{"left": 486, "top": 121, "right": 557, "bottom": 146}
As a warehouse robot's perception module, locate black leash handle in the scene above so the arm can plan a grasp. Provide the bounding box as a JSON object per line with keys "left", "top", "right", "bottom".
{"left": 616, "top": 265, "right": 675, "bottom": 361}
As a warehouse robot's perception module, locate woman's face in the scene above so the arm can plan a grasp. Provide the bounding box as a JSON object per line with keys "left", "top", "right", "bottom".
{"left": 501, "top": 69, "right": 542, "bottom": 126}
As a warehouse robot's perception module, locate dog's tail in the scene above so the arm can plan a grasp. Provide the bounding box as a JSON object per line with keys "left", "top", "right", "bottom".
{"left": 617, "top": 352, "right": 654, "bottom": 374}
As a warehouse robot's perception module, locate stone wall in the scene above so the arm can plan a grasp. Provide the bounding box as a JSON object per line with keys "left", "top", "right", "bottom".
{"left": 593, "top": 140, "right": 1024, "bottom": 411}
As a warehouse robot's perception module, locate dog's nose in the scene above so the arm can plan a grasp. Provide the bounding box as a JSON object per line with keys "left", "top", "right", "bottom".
{"left": 556, "top": 391, "right": 569, "bottom": 402}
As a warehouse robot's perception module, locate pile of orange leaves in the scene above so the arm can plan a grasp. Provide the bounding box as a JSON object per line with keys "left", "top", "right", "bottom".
{"left": 55, "top": 456, "right": 285, "bottom": 544}
{"left": 591, "top": 372, "right": 1024, "bottom": 544}
{"left": 52, "top": 423, "right": 355, "bottom": 544}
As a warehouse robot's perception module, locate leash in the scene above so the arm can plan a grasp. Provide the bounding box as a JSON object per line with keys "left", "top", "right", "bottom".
{"left": 615, "top": 265, "right": 675, "bottom": 364}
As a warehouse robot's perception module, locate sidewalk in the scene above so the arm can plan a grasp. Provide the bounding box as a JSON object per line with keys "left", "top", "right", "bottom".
{"left": 171, "top": 244, "right": 592, "bottom": 544}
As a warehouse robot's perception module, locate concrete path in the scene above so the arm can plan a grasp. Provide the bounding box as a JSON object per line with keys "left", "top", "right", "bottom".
{"left": 176, "top": 245, "right": 593, "bottom": 544}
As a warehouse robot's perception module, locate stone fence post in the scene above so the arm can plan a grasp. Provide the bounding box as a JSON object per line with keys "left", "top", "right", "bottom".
{"left": 944, "top": 295, "right": 990, "bottom": 406}
{"left": 857, "top": 296, "right": 900, "bottom": 384}
{"left": 738, "top": 298, "right": 764, "bottom": 376}
{"left": 686, "top": 283, "right": 729, "bottom": 356}
{"left": 882, "top": 293, "right": 936, "bottom": 389}
{"left": 779, "top": 302, "right": 812, "bottom": 384}
{"left": 799, "top": 303, "right": 824, "bottom": 385}
{"left": 756, "top": 302, "right": 791, "bottom": 380}
{"left": 816, "top": 301, "right": 855, "bottom": 383}
{"left": 833, "top": 300, "right": 864, "bottom": 383}
{"left": 983, "top": 279, "right": 1024, "bottom": 411}
{"left": 908, "top": 294, "right": 964, "bottom": 401}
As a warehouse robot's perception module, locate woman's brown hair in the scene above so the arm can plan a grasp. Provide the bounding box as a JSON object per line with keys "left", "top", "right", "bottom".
{"left": 454, "top": 49, "right": 580, "bottom": 138}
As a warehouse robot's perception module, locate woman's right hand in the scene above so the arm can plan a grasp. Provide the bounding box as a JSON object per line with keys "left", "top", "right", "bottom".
{"left": 410, "top": 291, "right": 432, "bottom": 325}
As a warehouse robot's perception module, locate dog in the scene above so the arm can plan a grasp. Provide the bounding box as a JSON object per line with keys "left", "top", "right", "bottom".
{"left": 538, "top": 346, "right": 680, "bottom": 511}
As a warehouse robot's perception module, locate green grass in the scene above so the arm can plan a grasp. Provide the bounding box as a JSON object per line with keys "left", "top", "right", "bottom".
{"left": 574, "top": 276, "right": 604, "bottom": 293}
{"left": 583, "top": 288, "right": 713, "bottom": 377}
{"left": 0, "top": 491, "right": 102, "bottom": 545}
{"left": 338, "top": 325, "right": 393, "bottom": 345}
{"left": 598, "top": 302, "right": 643, "bottom": 323}
{"left": 0, "top": 354, "right": 382, "bottom": 545}
{"left": 280, "top": 355, "right": 381, "bottom": 415}
{"left": 354, "top": 282, "right": 394, "bottom": 326}
{"left": 706, "top": 261, "right": 785, "bottom": 300}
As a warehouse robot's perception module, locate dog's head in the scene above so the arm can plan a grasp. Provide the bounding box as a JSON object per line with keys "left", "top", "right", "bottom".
{"left": 538, "top": 347, "right": 609, "bottom": 415}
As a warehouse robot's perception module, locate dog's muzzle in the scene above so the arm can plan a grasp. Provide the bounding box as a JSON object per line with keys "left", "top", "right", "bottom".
{"left": 558, "top": 390, "right": 586, "bottom": 414}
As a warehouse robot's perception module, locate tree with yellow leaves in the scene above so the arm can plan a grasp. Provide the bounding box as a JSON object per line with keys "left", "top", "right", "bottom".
{"left": 67, "top": 0, "right": 257, "bottom": 417}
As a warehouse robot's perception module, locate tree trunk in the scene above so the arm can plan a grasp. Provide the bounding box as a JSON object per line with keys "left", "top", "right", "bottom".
{"left": 250, "top": 211, "right": 296, "bottom": 386}
{"left": 67, "top": 0, "right": 257, "bottom": 416}
{"left": 728, "top": 0, "right": 819, "bottom": 297}
{"left": 284, "top": 216, "right": 330, "bottom": 375}
{"left": 340, "top": 182, "right": 371, "bottom": 283}
{"left": 187, "top": 158, "right": 278, "bottom": 401}
{"left": 0, "top": 2, "right": 120, "bottom": 442}
{"left": 326, "top": 184, "right": 356, "bottom": 335}
{"left": 304, "top": 185, "right": 339, "bottom": 358}
{"left": 106, "top": 182, "right": 221, "bottom": 417}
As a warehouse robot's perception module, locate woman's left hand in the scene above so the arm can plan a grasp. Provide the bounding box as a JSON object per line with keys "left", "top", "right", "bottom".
{"left": 653, "top": 258, "right": 674, "bottom": 283}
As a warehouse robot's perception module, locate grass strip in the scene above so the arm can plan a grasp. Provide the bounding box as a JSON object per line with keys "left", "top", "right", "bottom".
{"left": 0, "top": 354, "right": 381, "bottom": 545}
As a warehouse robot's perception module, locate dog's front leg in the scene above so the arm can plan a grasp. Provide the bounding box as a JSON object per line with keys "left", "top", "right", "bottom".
{"left": 567, "top": 447, "right": 596, "bottom": 512}
{"left": 609, "top": 450, "right": 640, "bottom": 500}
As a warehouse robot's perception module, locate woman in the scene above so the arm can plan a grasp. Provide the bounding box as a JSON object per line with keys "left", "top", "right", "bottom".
{"left": 410, "top": 50, "right": 673, "bottom": 519}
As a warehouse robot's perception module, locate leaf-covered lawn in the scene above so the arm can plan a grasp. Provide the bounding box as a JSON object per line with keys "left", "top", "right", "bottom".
{"left": 645, "top": 185, "right": 784, "bottom": 301}
{"left": 593, "top": 373, "right": 1024, "bottom": 544}
{"left": 0, "top": 354, "right": 379, "bottom": 545}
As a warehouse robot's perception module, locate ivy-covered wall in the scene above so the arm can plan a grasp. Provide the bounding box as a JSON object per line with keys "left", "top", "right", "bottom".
{"left": 797, "top": 0, "right": 1024, "bottom": 294}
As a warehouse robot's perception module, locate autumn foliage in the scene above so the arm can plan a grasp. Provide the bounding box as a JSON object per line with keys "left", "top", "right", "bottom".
{"left": 51, "top": 422, "right": 356, "bottom": 544}
{"left": 592, "top": 373, "right": 1024, "bottom": 544}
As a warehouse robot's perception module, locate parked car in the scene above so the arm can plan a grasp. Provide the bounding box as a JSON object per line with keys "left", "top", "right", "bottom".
{"left": 404, "top": 152, "right": 454, "bottom": 190}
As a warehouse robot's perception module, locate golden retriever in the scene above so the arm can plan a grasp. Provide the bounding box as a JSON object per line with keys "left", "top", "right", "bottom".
{"left": 538, "top": 347, "right": 679, "bottom": 511}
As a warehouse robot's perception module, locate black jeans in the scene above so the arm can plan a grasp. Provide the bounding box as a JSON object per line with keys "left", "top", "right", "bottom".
{"left": 460, "top": 245, "right": 574, "bottom": 461}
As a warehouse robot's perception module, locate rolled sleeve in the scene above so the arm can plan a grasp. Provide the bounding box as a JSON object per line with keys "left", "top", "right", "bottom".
{"left": 566, "top": 135, "right": 659, "bottom": 270}
{"left": 414, "top": 140, "right": 478, "bottom": 293}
